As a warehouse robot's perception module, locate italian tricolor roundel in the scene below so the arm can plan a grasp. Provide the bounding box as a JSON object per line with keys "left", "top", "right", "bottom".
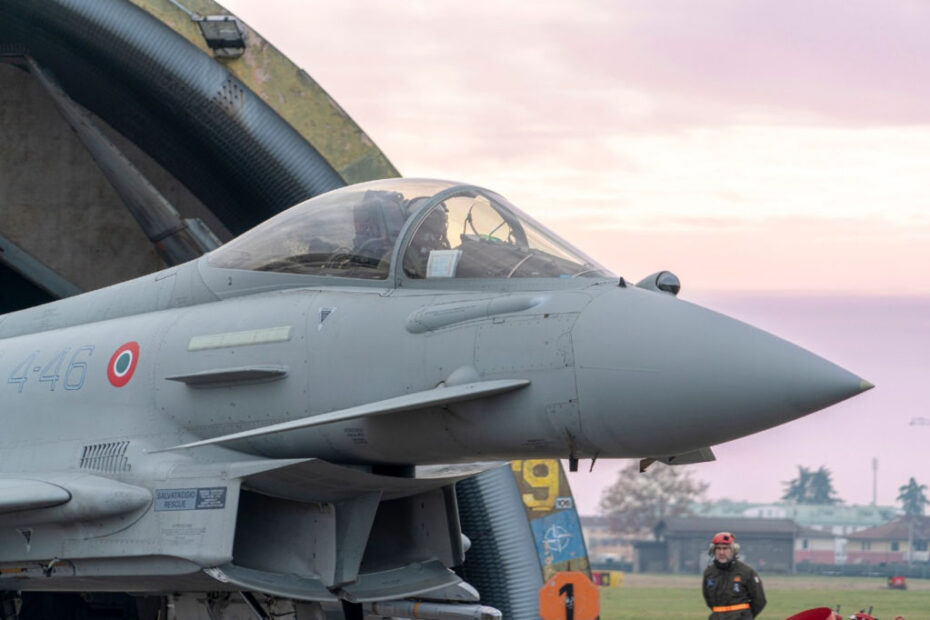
{"left": 108, "top": 342, "right": 140, "bottom": 387}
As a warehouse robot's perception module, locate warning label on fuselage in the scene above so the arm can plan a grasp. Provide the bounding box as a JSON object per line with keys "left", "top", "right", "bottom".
{"left": 155, "top": 487, "right": 227, "bottom": 511}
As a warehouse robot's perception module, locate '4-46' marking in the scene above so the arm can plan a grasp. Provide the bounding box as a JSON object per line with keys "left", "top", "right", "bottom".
{"left": 7, "top": 346, "right": 95, "bottom": 393}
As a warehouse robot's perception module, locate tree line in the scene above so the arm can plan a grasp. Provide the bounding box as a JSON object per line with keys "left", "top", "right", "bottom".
{"left": 600, "top": 463, "right": 929, "bottom": 535}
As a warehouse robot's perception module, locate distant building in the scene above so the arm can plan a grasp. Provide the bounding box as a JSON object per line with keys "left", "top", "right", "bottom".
{"left": 638, "top": 517, "right": 798, "bottom": 574}
{"left": 696, "top": 501, "right": 898, "bottom": 565}
{"left": 586, "top": 502, "right": 904, "bottom": 573}
{"left": 846, "top": 516, "right": 930, "bottom": 565}
{"left": 697, "top": 501, "right": 897, "bottom": 536}
{"left": 795, "top": 525, "right": 838, "bottom": 564}
{"left": 580, "top": 515, "right": 636, "bottom": 564}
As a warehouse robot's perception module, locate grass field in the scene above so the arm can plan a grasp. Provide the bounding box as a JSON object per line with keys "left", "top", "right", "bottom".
{"left": 598, "top": 574, "right": 930, "bottom": 619}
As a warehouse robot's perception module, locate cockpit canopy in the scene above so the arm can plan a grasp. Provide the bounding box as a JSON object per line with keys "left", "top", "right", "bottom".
{"left": 208, "top": 179, "right": 612, "bottom": 282}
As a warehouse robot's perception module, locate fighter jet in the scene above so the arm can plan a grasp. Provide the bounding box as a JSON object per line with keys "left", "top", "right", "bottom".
{"left": 0, "top": 178, "right": 870, "bottom": 619}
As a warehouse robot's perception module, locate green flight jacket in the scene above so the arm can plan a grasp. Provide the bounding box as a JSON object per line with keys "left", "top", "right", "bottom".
{"left": 702, "top": 559, "right": 766, "bottom": 619}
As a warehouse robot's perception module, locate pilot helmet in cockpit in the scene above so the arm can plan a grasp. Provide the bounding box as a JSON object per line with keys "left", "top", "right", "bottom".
{"left": 349, "top": 190, "right": 407, "bottom": 267}
{"left": 403, "top": 205, "right": 450, "bottom": 278}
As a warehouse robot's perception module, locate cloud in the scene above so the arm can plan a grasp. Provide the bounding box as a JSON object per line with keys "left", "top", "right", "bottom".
{"left": 222, "top": 1, "right": 930, "bottom": 294}
{"left": 238, "top": 0, "right": 930, "bottom": 129}
{"left": 565, "top": 215, "right": 930, "bottom": 295}
{"left": 553, "top": 0, "right": 930, "bottom": 126}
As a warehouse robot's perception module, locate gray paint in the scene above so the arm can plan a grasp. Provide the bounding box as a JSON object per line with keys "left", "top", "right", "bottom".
{"left": 0, "top": 180, "right": 870, "bottom": 611}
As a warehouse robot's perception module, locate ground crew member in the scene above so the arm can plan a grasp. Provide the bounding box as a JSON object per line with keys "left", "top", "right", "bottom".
{"left": 702, "top": 532, "right": 766, "bottom": 619}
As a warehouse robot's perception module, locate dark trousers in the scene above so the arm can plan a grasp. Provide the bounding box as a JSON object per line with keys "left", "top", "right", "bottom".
{"left": 709, "top": 610, "right": 753, "bottom": 620}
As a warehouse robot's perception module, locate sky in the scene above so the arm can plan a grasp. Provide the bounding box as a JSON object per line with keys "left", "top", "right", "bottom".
{"left": 221, "top": 0, "right": 930, "bottom": 513}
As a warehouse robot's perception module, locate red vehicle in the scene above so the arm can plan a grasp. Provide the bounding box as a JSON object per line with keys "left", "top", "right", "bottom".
{"left": 786, "top": 607, "right": 905, "bottom": 620}
{"left": 888, "top": 575, "right": 907, "bottom": 590}
{"left": 785, "top": 608, "right": 842, "bottom": 620}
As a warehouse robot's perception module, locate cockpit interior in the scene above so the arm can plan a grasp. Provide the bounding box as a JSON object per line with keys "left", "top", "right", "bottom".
{"left": 208, "top": 179, "right": 612, "bottom": 283}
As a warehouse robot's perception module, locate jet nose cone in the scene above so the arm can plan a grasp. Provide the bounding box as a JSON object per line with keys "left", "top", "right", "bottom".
{"left": 572, "top": 287, "right": 871, "bottom": 456}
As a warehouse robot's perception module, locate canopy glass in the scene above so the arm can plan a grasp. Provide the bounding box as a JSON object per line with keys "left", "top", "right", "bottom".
{"left": 208, "top": 179, "right": 612, "bottom": 282}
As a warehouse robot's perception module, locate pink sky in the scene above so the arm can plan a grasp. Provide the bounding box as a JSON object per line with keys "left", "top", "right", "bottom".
{"left": 222, "top": 1, "right": 930, "bottom": 513}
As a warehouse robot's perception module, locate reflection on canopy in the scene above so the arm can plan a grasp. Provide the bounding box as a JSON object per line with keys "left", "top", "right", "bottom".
{"left": 208, "top": 179, "right": 612, "bottom": 282}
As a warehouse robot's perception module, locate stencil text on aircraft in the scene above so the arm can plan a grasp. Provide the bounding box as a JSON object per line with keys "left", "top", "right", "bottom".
{"left": 155, "top": 488, "right": 227, "bottom": 511}
{"left": 6, "top": 346, "right": 95, "bottom": 393}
